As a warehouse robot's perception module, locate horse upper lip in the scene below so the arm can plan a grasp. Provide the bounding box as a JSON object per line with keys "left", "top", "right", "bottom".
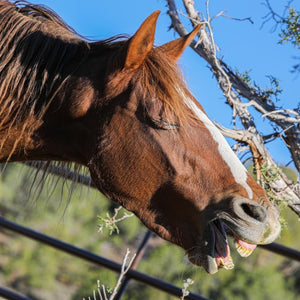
{"left": 217, "top": 198, "right": 281, "bottom": 245}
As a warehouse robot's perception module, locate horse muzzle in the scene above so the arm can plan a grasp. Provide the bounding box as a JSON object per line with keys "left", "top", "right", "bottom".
{"left": 187, "top": 197, "right": 281, "bottom": 274}
{"left": 223, "top": 197, "right": 281, "bottom": 245}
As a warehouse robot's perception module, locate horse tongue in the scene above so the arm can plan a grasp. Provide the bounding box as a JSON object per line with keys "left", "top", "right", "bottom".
{"left": 235, "top": 237, "right": 257, "bottom": 257}
{"left": 213, "top": 221, "right": 234, "bottom": 270}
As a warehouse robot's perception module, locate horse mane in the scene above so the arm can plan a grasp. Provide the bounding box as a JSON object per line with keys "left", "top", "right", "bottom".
{"left": 136, "top": 47, "right": 196, "bottom": 127}
{"left": 0, "top": 0, "right": 90, "bottom": 158}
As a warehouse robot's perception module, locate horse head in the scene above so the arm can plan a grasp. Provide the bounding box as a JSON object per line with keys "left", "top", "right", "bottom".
{"left": 81, "top": 12, "right": 281, "bottom": 273}
{"left": 0, "top": 3, "right": 281, "bottom": 273}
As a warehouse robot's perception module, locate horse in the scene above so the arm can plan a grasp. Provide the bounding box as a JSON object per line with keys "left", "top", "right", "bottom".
{"left": 0, "top": 1, "right": 281, "bottom": 274}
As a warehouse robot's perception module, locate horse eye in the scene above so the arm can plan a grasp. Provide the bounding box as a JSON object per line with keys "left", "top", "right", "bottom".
{"left": 151, "top": 119, "right": 179, "bottom": 130}
{"left": 142, "top": 98, "right": 179, "bottom": 130}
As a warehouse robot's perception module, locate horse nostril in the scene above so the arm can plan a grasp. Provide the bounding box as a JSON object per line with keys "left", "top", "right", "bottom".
{"left": 240, "top": 203, "right": 267, "bottom": 223}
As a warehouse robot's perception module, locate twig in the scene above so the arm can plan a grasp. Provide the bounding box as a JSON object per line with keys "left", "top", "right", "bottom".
{"left": 85, "top": 250, "right": 136, "bottom": 300}
{"left": 181, "top": 278, "right": 194, "bottom": 300}
{"left": 98, "top": 206, "right": 134, "bottom": 235}
{"left": 109, "top": 249, "right": 136, "bottom": 300}
{"left": 261, "top": 0, "right": 284, "bottom": 30}
{"left": 97, "top": 280, "right": 104, "bottom": 300}
{"left": 219, "top": 12, "right": 254, "bottom": 24}
{"left": 102, "top": 285, "right": 108, "bottom": 300}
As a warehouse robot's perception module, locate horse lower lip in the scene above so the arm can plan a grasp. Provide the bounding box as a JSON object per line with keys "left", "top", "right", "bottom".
{"left": 210, "top": 220, "right": 234, "bottom": 270}
{"left": 205, "top": 255, "right": 219, "bottom": 274}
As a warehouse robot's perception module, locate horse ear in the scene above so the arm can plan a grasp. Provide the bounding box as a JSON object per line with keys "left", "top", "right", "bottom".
{"left": 158, "top": 24, "right": 201, "bottom": 61}
{"left": 124, "top": 11, "right": 160, "bottom": 70}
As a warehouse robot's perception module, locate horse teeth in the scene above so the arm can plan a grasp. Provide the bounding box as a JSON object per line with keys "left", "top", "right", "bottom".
{"left": 235, "top": 242, "right": 254, "bottom": 257}
{"left": 219, "top": 257, "right": 234, "bottom": 270}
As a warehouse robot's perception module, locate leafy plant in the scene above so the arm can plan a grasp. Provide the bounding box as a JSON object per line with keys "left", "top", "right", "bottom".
{"left": 279, "top": 7, "right": 300, "bottom": 48}
{"left": 97, "top": 207, "right": 133, "bottom": 236}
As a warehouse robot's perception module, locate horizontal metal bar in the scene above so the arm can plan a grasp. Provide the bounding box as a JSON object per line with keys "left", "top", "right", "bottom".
{"left": 0, "top": 217, "right": 209, "bottom": 300}
{"left": 260, "top": 242, "right": 300, "bottom": 261}
{"left": 0, "top": 287, "right": 32, "bottom": 300}
{"left": 22, "top": 162, "right": 95, "bottom": 188}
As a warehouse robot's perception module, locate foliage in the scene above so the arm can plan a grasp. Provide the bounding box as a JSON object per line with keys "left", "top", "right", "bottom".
{"left": 279, "top": 7, "right": 300, "bottom": 48}
{"left": 247, "top": 162, "right": 296, "bottom": 205}
{"left": 98, "top": 207, "right": 134, "bottom": 236}
{"left": 181, "top": 278, "right": 194, "bottom": 300}
{"left": 236, "top": 69, "right": 283, "bottom": 103}
{"left": 277, "top": 5, "right": 300, "bottom": 73}
{"left": 0, "top": 163, "right": 300, "bottom": 299}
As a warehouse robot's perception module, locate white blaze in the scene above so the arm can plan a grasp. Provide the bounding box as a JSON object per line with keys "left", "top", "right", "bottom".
{"left": 184, "top": 95, "right": 253, "bottom": 199}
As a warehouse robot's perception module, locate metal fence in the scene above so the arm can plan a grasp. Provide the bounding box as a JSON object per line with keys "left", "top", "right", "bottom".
{"left": 0, "top": 163, "right": 299, "bottom": 300}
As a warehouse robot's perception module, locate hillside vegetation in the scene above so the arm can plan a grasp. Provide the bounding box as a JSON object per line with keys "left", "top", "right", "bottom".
{"left": 0, "top": 163, "right": 299, "bottom": 299}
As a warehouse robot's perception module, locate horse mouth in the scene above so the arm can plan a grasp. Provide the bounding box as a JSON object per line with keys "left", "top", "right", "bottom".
{"left": 204, "top": 219, "right": 257, "bottom": 273}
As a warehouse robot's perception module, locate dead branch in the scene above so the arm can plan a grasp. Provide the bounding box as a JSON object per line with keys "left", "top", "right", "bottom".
{"left": 166, "top": 0, "right": 300, "bottom": 217}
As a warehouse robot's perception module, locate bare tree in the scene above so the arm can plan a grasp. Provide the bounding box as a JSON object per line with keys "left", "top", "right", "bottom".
{"left": 166, "top": 0, "right": 300, "bottom": 217}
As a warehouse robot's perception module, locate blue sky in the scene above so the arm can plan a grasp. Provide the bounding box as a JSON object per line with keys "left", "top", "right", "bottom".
{"left": 29, "top": 0, "right": 300, "bottom": 168}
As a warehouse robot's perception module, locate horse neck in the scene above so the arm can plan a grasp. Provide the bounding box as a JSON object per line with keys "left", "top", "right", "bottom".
{"left": 0, "top": 77, "right": 89, "bottom": 165}
{"left": 0, "top": 39, "right": 114, "bottom": 165}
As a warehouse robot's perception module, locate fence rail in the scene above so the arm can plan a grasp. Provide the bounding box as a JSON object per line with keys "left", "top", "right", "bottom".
{"left": 0, "top": 216, "right": 209, "bottom": 300}
{"left": 0, "top": 287, "right": 32, "bottom": 300}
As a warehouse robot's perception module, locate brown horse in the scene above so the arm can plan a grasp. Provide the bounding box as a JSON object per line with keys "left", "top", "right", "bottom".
{"left": 0, "top": 1, "right": 280, "bottom": 274}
